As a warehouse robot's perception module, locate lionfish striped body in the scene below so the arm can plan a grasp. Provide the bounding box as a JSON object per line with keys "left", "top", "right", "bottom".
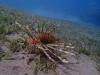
{"left": 27, "top": 33, "right": 57, "bottom": 45}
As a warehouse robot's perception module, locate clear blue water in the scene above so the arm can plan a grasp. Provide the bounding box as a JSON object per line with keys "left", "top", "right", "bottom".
{"left": 0, "top": 0, "right": 100, "bottom": 27}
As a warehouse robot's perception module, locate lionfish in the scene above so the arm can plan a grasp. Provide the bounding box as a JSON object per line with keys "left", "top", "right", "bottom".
{"left": 15, "top": 21, "right": 76, "bottom": 74}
